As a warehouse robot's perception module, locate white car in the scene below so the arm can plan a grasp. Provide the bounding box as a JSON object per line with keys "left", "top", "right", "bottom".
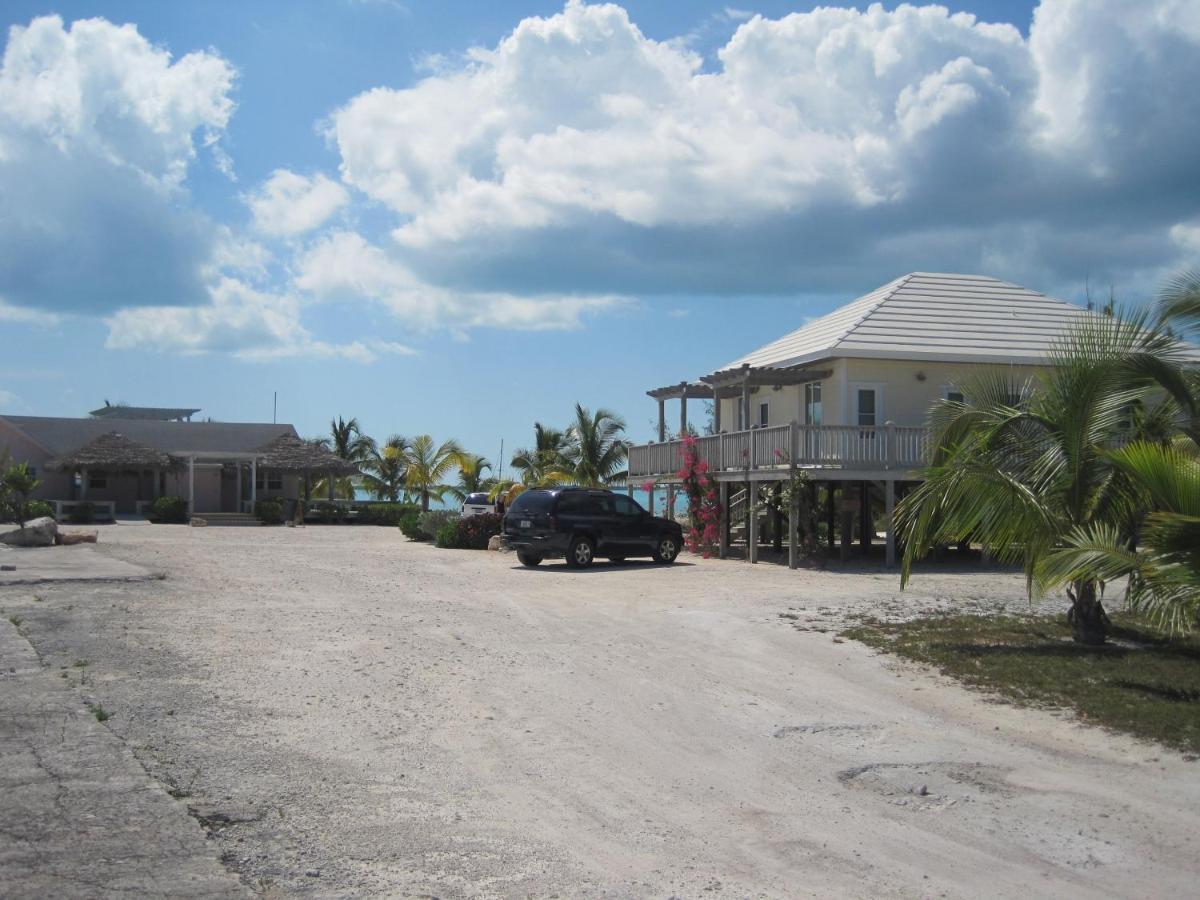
{"left": 461, "top": 492, "right": 496, "bottom": 518}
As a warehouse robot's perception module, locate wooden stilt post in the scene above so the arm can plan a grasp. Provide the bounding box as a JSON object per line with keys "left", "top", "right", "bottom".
{"left": 840, "top": 483, "right": 853, "bottom": 562}
{"left": 719, "top": 479, "right": 729, "bottom": 559}
{"left": 749, "top": 483, "right": 759, "bottom": 564}
{"left": 826, "top": 483, "right": 836, "bottom": 552}
{"left": 885, "top": 478, "right": 896, "bottom": 567}
{"left": 772, "top": 482, "right": 783, "bottom": 553}
{"left": 859, "top": 480, "right": 871, "bottom": 551}
{"left": 788, "top": 481, "right": 799, "bottom": 570}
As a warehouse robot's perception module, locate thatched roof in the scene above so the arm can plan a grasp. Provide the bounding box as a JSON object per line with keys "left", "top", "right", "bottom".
{"left": 47, "top": 431, "right": 182, "bottom": 471}
{"left": 256, "top": 433, "right": 362, "bottom": 475}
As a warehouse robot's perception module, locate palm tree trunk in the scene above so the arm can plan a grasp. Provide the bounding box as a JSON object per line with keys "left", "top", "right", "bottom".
{"left": 1067, "top": 579, "right": 1109, "bottom": 645}
{"left": 422, "top": 490, "right": 430, "bottom": 512}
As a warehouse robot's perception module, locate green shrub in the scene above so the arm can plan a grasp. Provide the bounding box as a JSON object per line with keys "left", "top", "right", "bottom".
{"left": 24, "top": 499, "right": 55, "bottom": 521}
{"left": 435, "top": 520, "right": 460, "bottom": 548}
{"left": 398, "top": 508, "right": 425, "bottom": 540}
{"left": 452, "top": 513, "right": 504, "bottom": 550}
{"left": 254, "top": 497, "right": 285, "bottom": 525}
{"left": 309, "top": 500, "right": 343, "bottom": 524}
{"left": 150, "top": 496, "right": 188, "bottom": 523}
{"left": 69, "top": 502, "right": 95, "bottom": 524}
{"left": 418, "top": 509, "right": 458, "bottom": 541}
{"left": 357, "top": 503, "right": 419, "bottom": 527}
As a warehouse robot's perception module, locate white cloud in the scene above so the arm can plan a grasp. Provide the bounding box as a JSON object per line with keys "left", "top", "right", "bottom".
{"left": 103, "top": 277, "right": 408, "bottom": 363}
{"left": 0, "top": 388, "right": 18, "bottom": 408}
{"left": 245, "top": 169, "right": 349, "bottom": 237}
{"left": 0, "top": 15, "right": 237, "bottom": 313}
{"left": 294, "top": 230, "right": 624, "bottom": 331}
{"left": 0, "top": 299, "right": 65, "bottom": 327}
{"left": 325, "top": 0, "right": 1200, "bottom": 298}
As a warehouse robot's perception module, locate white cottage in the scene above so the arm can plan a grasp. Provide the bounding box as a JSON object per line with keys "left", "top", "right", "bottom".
{"left": 628, "top": 272, "right": 1198, "bottom": 566}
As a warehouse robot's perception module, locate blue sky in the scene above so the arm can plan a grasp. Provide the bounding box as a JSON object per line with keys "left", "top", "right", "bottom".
{"left": 1, "top": 0, "right": 1198, "bottom": 470}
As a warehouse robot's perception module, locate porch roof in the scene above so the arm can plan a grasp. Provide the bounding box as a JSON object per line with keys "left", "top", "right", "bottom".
{"left": 700, "top": 362, "right": 833, "bottom": 394}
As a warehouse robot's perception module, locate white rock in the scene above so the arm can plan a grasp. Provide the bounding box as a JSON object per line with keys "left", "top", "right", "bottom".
{"left": 0, "top": 516, "right": 58, "bottom": 547}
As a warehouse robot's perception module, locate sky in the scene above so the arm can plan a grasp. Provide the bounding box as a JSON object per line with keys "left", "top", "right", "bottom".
{"left": 1, "top": 0, "right": 1199, "bottom": 471}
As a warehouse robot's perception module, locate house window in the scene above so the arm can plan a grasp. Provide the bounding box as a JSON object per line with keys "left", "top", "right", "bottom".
{"left": 941, "top": 386, "right": 965, "bottom": 404}
{"left": 89, "top": 471, "right": 107, "bottom": 489}
{"left": 856, "top": 389, "right": 877, "bottom": 427}
{"left": 758, "top": 402, "right": 769, "bottom": 427}
{"left": 804, "top": 382, "right": 822, "bottom": 426}
{"left": 256, "top": 470, "right": 282, "bottom": 491}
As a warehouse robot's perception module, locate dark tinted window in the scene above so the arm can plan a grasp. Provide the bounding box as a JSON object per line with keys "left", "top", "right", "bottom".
{"left": 464, "top": 493, "right": 491, "bottom": 506}
{"left": 509, "top": 491, "right": 553, "bottom": 514}
{"left": 612, "top": 495, "right": 643, "bottom": 516}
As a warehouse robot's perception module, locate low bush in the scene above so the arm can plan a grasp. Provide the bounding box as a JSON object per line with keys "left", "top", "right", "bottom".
{"left": 150, "top": 496, "right": 188, "bottom": 524}
{"left": 434, "top": 520, "right": 460, "bottom": 549}
{"left": 68, "top": 502, "right": 95, "bottom": 524}
{"left": 357, "top": 502, "right": 420, "bottom": 527}
{"left": 254, "top": 497, "right": 285, "bottom": 525}
{"left": 418, "top": 509, "right": 458, "bottom": 541}
{"left": 432, "top": 513, "right": 504, "bottom": 550}
{"left": 398, "top": 508, "right": 425, "bottom": 540}
{"left": 24, "top": 499, "right": 55, "bottom": 521}
{"left": 309, "top": 500, "right": 344, "bottom": 524}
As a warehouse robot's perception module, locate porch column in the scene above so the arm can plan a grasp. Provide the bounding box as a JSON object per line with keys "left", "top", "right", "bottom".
{"left": 741, "top": 369, "right": 752, "bottom": 431}
{"left": 859, "top": 480, "right": 871, "bottom": 551}
{"left": 657, "top": 399, "right": 666, "bottom": 443}
{"left": 328, "top": 472, "right": 335, "bottom": 501}
{"left": 250, "top": 458, "right": 257, "bottom": 505}
{"left": 713, "top": 392, "right": 722, "bottom": 434}
{"left": 885, "top": 478, "right": 896, "bottom": 567}
{"left": 187, "top": 455, "right": 195, "bottom": 516}
{"left": 80, "top": 467, "right": 89, "bottom": 501}
{"left": 235, "top": 464, "right": 242, "bottom": 512}
{"left": 679, "top": 383, "right": 688, "bottom": 438}
{"left": 718, "top": 480, "right": 729, "bottom": 560}
{"left": 826, "top": 483, "right": 836, "bottom": 552}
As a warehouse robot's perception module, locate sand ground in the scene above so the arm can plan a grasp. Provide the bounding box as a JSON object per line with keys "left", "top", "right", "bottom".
{"left": 2, "top": 525, "right": 1197, "bottom": 898}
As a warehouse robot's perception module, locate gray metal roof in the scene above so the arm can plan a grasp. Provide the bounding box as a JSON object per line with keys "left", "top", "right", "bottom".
{"left": 723, "top": 272, "right": 1200, "bottom": 369}
{"left": 0, "top": 415, "right": 297, "bottom": 457}
{"left": 89, "top": 405, "right": 201, "bottom": 420}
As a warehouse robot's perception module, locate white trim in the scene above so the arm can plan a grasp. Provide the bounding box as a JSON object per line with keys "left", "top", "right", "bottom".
{"left": 850, "top": 382, "right": 885, "bottom": 426}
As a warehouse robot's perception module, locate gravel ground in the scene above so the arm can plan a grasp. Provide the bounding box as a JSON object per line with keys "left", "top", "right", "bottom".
{"left": 2, "top": 525, "right": 1197, "bottom": 898}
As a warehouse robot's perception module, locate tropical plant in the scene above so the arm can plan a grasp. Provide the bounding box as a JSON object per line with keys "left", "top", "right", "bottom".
{"left": 896, "top": 309, "right": 1192, "bottom": 644}
{"left": 447, "top": 454, "right": 493, "bottom": 502}
{"left": 361, "top": 435, "right": 410, "bottom": 501}
{"left": 149, "top": 496, "right": 188, "bottom": 524}
{"left": 314, "top": 416, "right": 377, "bottom": 498}
{"left": 509, "top": 423, "right": 572, "bottom": 487}
{"left": 254, "top": 497, "right": 285, "bottom": 525}
{"left": 403, "top": 435, "right": 468, "bottom": 511}
{"left": 2, "top": 462, "right": 41, "bottom": 528}
{"left": 562, "top": 403, "right": 627, "bottom": 487}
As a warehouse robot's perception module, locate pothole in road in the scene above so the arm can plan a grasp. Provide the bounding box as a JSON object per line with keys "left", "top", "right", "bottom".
{"left": 837, "top": 761, "right": 1015, "bottom": 810}
{"left": 773, "top": 723, "right": 881, "bottom": 739}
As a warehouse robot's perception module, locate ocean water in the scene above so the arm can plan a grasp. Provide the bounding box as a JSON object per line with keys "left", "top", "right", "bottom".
{"left": 352, "top": 487, "right": 688, "bottom": 518}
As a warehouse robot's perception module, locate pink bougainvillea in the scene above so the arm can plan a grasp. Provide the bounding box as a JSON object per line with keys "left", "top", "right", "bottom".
{"left": 676, "top": 435, "right": 722, "bottom": 558}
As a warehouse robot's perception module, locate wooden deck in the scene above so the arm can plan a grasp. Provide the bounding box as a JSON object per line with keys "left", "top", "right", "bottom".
{"left": 627, "top": 422, "right": 928, "bottom": 482}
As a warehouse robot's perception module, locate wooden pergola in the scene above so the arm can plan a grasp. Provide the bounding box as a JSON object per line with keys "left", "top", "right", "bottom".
{"left": 646, "top": 363, "right": 832, "bottom": 440}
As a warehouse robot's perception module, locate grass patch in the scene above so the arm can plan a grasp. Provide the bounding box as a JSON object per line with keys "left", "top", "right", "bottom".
{"left": 92, "top": 705, "right": 112, "bottom": 723}
{"left": 844, "top": 612, "right": 1200, "bottom": 755}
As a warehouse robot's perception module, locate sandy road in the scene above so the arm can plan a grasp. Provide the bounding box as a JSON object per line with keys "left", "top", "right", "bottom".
{"left": 4, "top": 525, "right": 1198, "bottom": 898}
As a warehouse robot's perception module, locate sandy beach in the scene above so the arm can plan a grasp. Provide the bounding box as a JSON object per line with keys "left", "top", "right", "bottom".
{"left": 2, "top": 524, "right": 1198, "bottom": 898}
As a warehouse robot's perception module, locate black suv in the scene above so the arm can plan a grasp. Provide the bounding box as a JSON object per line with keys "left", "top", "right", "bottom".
{"left": 503, "top": 487, "right": 683, "bottom": 568}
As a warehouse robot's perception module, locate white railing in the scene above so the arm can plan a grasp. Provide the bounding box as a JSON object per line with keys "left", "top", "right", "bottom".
{"left": 627, "top": 422, "right": 929, "bottom": 479}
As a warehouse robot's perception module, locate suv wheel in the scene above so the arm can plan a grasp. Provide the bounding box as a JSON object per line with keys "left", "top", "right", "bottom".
{"left": 567, "top": 536, "right": 596, "bottom": 569}
{"left": 653, "top": 535, "right": 680, "bottom": 564}
{"left": 517, "top": 551, "right": 542, "bottom": 568}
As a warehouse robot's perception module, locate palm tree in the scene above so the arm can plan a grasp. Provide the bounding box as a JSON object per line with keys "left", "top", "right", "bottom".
{"left": 403, "top": 435, "right": 468, "bottom": 511}
{"left": 314, "top": 416, "right": 377, "bottom": 499}
{"left": 360, "top": 435, "right": 410, "bottom": 502}
{"left": 448, "top": 454, "right": 493, "bottom": 503}
{"left": 510, "top": 423, "right": 572, "bottom": 486}
{"left": 563, "top": 403, "right": 627, "bottom": 487}
{"left": 896, "top": 310, "right": 1189, "bottom": 644}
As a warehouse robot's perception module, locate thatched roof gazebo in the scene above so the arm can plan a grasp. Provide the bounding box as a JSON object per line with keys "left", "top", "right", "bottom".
{"left": 255, "top": 433, "right": 362, "bottom": 503}
{"left": 255, "top": 433, "right": 362, "bottom": 475}
{"left": 47, "top": 431, "right": 182, "bottom": 472}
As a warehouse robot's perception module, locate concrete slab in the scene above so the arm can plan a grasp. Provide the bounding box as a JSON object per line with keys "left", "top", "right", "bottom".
{"left": 0, "top": 545, "right": 154, "bottom": 586}
{"left": 0, "top": 617, "right": 246, "bottom": 898}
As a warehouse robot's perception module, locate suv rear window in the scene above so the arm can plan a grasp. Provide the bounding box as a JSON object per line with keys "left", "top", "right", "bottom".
{"left": 464, "top": 493, "right": 491, "bottom": 506}
{"left": 509, "top": 491, "right": 554, "bottom": 514}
